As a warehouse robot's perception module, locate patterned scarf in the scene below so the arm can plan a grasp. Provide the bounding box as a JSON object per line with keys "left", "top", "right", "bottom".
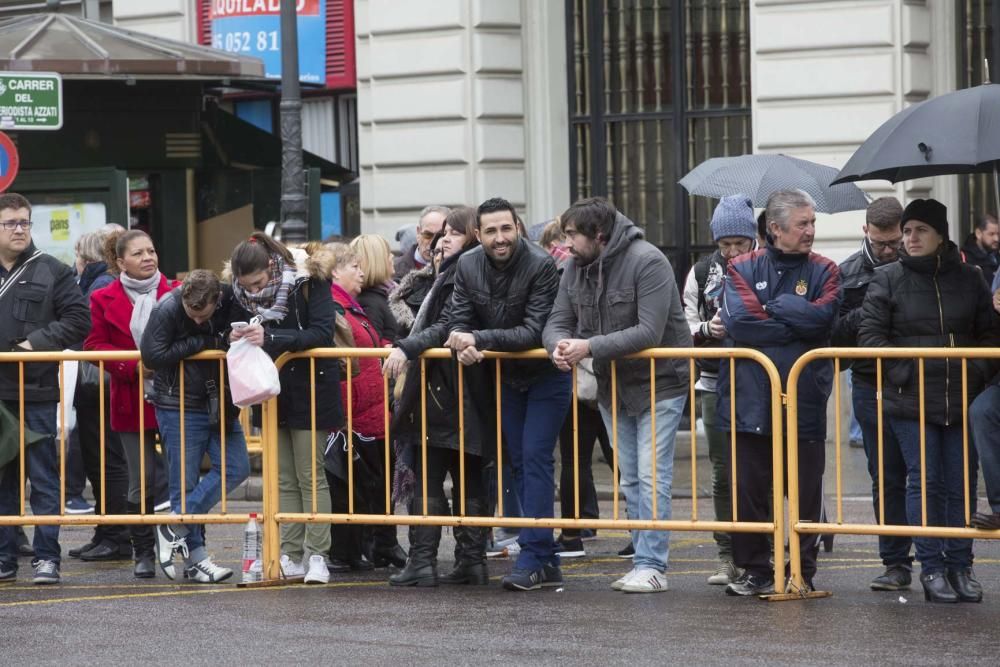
{"left": 232, "top": 253, "right": 297, "bottom": 323}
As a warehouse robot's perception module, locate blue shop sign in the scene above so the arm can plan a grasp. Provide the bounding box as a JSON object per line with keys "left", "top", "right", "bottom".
{"left": 210, "top": 0, "right": 326, "bottom": 84}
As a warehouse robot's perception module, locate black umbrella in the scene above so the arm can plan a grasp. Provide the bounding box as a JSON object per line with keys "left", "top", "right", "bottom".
{"left": 831, "top": 82, "right": 1000, "bottom": 212}
{"left": 679, "top": 153, "right": 870, "bottom": 214}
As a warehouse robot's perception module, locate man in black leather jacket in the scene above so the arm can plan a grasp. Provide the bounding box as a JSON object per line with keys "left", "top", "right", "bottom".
{"left": 140, "top": 270, "right": 250, "bottom": 583}
{"left": 833, "top": 196, "right": 914, "bottom": 592}
{"left": 446, "top": 197, "right": 571, "bottom": 592}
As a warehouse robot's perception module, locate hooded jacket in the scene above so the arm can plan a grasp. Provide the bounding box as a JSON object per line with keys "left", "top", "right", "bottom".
{"left": 0, "top": 243, "right": 91, "bottom": 401}
{"left": 140, "top": 285, "right": 238, "bottom": 417}
{"left": 227, "top": 249, "right": 342, "bottom": 431}
{"left": 85, "top": 274, "right": 178, "bottom": 432}
{"left": 858, "top": 242, "right": 999, "bottom": 425}
{"left": 393, "top": 247, "right": 495, "bottom": 457}
{"left": 543, "top": 213, "right": 692, "bottom": 416}
{"left": 448, "top": 237, "right": 561, "bottom": 390}
{"left": 717, "top": 246, "right": 841, "bottom": 440}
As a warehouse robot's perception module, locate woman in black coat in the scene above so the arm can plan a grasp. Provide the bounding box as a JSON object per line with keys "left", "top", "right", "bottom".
{"left": 859, "top": 199, "right": 999, "bottom": 603}
{"left": 382, "top": 206, "right": 495, "bottom": 587}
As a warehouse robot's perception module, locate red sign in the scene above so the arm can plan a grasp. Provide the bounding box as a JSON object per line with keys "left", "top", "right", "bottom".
{"left": 211, "top": 0, "right": 319, "bottom": 19}
{"left": 0, "top": 132, "right": 19, "bottom": 193}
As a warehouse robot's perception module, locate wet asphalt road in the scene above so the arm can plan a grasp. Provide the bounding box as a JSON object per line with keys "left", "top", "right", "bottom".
{"left": 2, "top": 495, "right": 998, "bottom": 666}
{"left": 2, "top": 417, "right": 998, "bottom": 665}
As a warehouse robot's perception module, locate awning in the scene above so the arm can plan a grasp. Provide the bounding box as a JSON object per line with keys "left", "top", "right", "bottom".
{"left": 0, "top": 12, "right": 266, "bottom": 81}
{"left": 204, "top": 105, "right": 354, "bottom": 183}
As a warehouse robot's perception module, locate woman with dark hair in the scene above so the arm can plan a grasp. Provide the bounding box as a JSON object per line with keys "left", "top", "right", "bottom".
{"left": 224, "top": 231, "right": 340, "bottom": 585}
{"left": 84, "top": 229, "right": 176, "bottom": 578}
{"left": 382, "top": 206, "right": 496, "bottom": 587}
{"left": 860, "top": 199, "right": 998, "bottom": 603}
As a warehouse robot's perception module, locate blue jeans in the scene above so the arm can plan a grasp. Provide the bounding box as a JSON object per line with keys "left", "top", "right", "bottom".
{"left": 501, "top": 372, "right": 572, "bottom": 571}
{"left": 887, "top": 418, "right": 976, "bottom": 574}
{"left": 600, "top": 394, "right": 685, "bottom": 572}
{"left": 851, "top": 378, "right": 912, "bottom": 566}
{"left": 970, "top": 385, "right": 1000, "bottom": 513}
{"left": 156, "top": 409, "right": 250, "bottom": 556}
{"left": 0, "top": 401, "right": 60, "bottom": 569}
{"left": 846, "top": 373, "right": 863, "bottom": 443}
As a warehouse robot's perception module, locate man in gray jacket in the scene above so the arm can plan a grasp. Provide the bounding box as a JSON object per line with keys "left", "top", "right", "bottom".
{"left": 543, "top": 197, "right": 691, "bottom": 593}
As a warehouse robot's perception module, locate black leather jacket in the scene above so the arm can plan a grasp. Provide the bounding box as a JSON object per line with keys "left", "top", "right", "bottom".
{"left": 448, "top": 238, "right": 561, "bottom": 389}
{"left": 140, "top": 286, "right": 236, "bottom": 416}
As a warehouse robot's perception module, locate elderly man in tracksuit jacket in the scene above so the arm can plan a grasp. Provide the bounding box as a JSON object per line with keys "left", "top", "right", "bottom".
{"left": 718, "top": 189, "right": 841, "bottom": 596}
{"left": 544, "top": 197, "right": 691, "bottom": 594}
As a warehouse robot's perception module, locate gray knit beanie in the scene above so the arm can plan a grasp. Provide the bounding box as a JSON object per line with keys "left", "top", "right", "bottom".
{"left": 710, "top": 194, "right": 757, "bottom": 242}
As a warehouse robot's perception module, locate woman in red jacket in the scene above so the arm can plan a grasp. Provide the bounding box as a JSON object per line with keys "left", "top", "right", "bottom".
{"left": 84, "top": 229, "right": 177, "bottom": 578}
{"left": 326, "top": 243, "right": 400, "bottom": 572}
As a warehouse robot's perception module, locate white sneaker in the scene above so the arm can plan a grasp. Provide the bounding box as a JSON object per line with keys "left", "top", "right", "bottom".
{"left": 280, "top": 554, "right": 306, "bottom": 578}
{"left": 304, "top": 554, "right": 330, "bottom": 584}
{"left": 611, "top": 568, "right": 637, "bottom": 591}
{"left": 622, "top": 567, "right": 668, "bottom": 593}
{"left": 185, "top": 557, "right": 233, "bottom": 584}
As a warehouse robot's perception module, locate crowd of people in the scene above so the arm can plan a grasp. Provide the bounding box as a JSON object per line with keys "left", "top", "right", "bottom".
{"left": 0, "top": 188, "right": 998, "bottom": 604}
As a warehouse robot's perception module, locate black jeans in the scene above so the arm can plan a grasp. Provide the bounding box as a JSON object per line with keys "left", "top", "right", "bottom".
{"left": 852, "top": 377, "right": 913, "bottom": 566}
{"left": 74, "top": 399, "right": 130, "bottom": 545}
{"left": 417, "top": 446, "right": 486, "bottom": 511}
{"left": 730, "top": 431, "right": 825, "bottom": 582}
{"left": 558, "top": 401, "right": 611, "bottom": 536}
{"left": 329, "top": 437, "right": 388, "bottom": 562}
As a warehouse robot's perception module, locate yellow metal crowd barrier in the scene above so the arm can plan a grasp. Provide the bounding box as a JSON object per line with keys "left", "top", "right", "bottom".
{"left": 259, "top": 346, "right": 789, "bottom": 590}
{"left": 785, "top": 348, "right": 1000, "bottom": 596}
{"left": 0, "top": 349, "right": 257, "bottom": 528}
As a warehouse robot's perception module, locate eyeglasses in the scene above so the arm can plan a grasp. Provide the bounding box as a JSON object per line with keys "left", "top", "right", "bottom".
{"left": 0, "top": 219, "right": 31, "bottom": 231}
{"left": 870, "top": 239, "right": 902, "bottom": 252}
{"left": 419, "top": 230, "right": 437, "bottom": 240}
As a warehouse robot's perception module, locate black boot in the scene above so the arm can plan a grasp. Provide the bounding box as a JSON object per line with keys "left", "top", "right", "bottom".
{"left": 946, "top": 567, "right": 983, "bottom": 603}
{"left": 128, "top": 500, "right": 156, "bottom": 579}
{"left": 440, "top": 499, "right": 489, "bottom": 585}
{"left": 921, "top": 571, "right": 959, "bottom": 603}
{"left": 389, "top": 498, "right": 445, "bottom": 587}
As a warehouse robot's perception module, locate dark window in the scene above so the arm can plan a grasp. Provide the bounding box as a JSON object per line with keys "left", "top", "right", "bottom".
{"left": 567, "top": 0, "right": 752, "bottom": 281}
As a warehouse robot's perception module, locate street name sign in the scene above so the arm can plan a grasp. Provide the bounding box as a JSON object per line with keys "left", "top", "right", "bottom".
{"left": 0, "top": 72, "right": 62, "bottom": 131}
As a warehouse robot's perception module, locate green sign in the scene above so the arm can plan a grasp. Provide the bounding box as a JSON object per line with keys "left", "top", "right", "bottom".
{"left": 0, "top": 73, "right": 62, "bottom": 131}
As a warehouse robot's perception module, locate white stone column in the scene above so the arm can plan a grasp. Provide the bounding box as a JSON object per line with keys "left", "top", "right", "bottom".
{"left": 111, "top": 0, "right": 195, "bottom": 41}
{"left": 751, "top": 0, "right": 956, "bottom": 262}
{"left": 356, "top": 0, "right": 536, "bottom": 241}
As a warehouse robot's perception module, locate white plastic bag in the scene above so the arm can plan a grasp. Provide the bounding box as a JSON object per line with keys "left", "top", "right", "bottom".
{"left": 227, "top": 338, "right": 281, "bottom": 408}
{"left": 57, "top": 356, "right": 78, "bottom": 436}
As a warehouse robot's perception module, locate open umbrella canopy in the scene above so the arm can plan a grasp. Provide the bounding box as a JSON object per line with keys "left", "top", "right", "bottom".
{"left": 679, "top": 153, "right": 870, "bottom": 214}
{"left": 832, "top": 83, "right": 1000, "bottom": 184}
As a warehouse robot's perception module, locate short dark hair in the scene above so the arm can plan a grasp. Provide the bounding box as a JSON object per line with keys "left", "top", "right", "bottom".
{"left": 476, "top": 197, "right": 519, "bottom": 230}
{"left": 181, "top": 269, "right": 221, "bottom": 311}
{"left": 975, "top": 213, "right": 999, "bottom": 232}
{"left": 560, "top": 197, "right": 617, "bottom": 240}
{"left": 0, "top": 192, "right": 30, "bottom": 215}
{"left": 866, "top": 196, "right": 904, "bottom": 231}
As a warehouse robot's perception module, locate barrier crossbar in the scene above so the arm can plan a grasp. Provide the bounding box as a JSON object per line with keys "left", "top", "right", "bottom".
{"left": 0, "top": 349, "right": 258, "bottom": 529}
{"left": 785, "top": 347, "right": 1000, "bottom": 599}
{"left": 262, "top": 346, "right": 788, "bottom": 591}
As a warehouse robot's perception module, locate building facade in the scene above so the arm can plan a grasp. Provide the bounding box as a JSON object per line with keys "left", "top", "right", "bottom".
{"left": 8, "top": 0, "right": 995, "bottom": 271}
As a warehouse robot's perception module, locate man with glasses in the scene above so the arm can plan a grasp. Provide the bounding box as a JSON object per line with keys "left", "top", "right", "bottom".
{"left": 0, "top": 193, "right": 91, "bottom": 585}
{"left": 832, "top": 196, "right": 913, "bottom": 592}
{"left": 393, "top": 205, "right": 450, "bottom": 280}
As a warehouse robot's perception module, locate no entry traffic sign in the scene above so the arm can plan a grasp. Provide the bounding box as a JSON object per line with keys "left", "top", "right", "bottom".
{"left": 0, "top": 132, "right": 20, "bottom": 192}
